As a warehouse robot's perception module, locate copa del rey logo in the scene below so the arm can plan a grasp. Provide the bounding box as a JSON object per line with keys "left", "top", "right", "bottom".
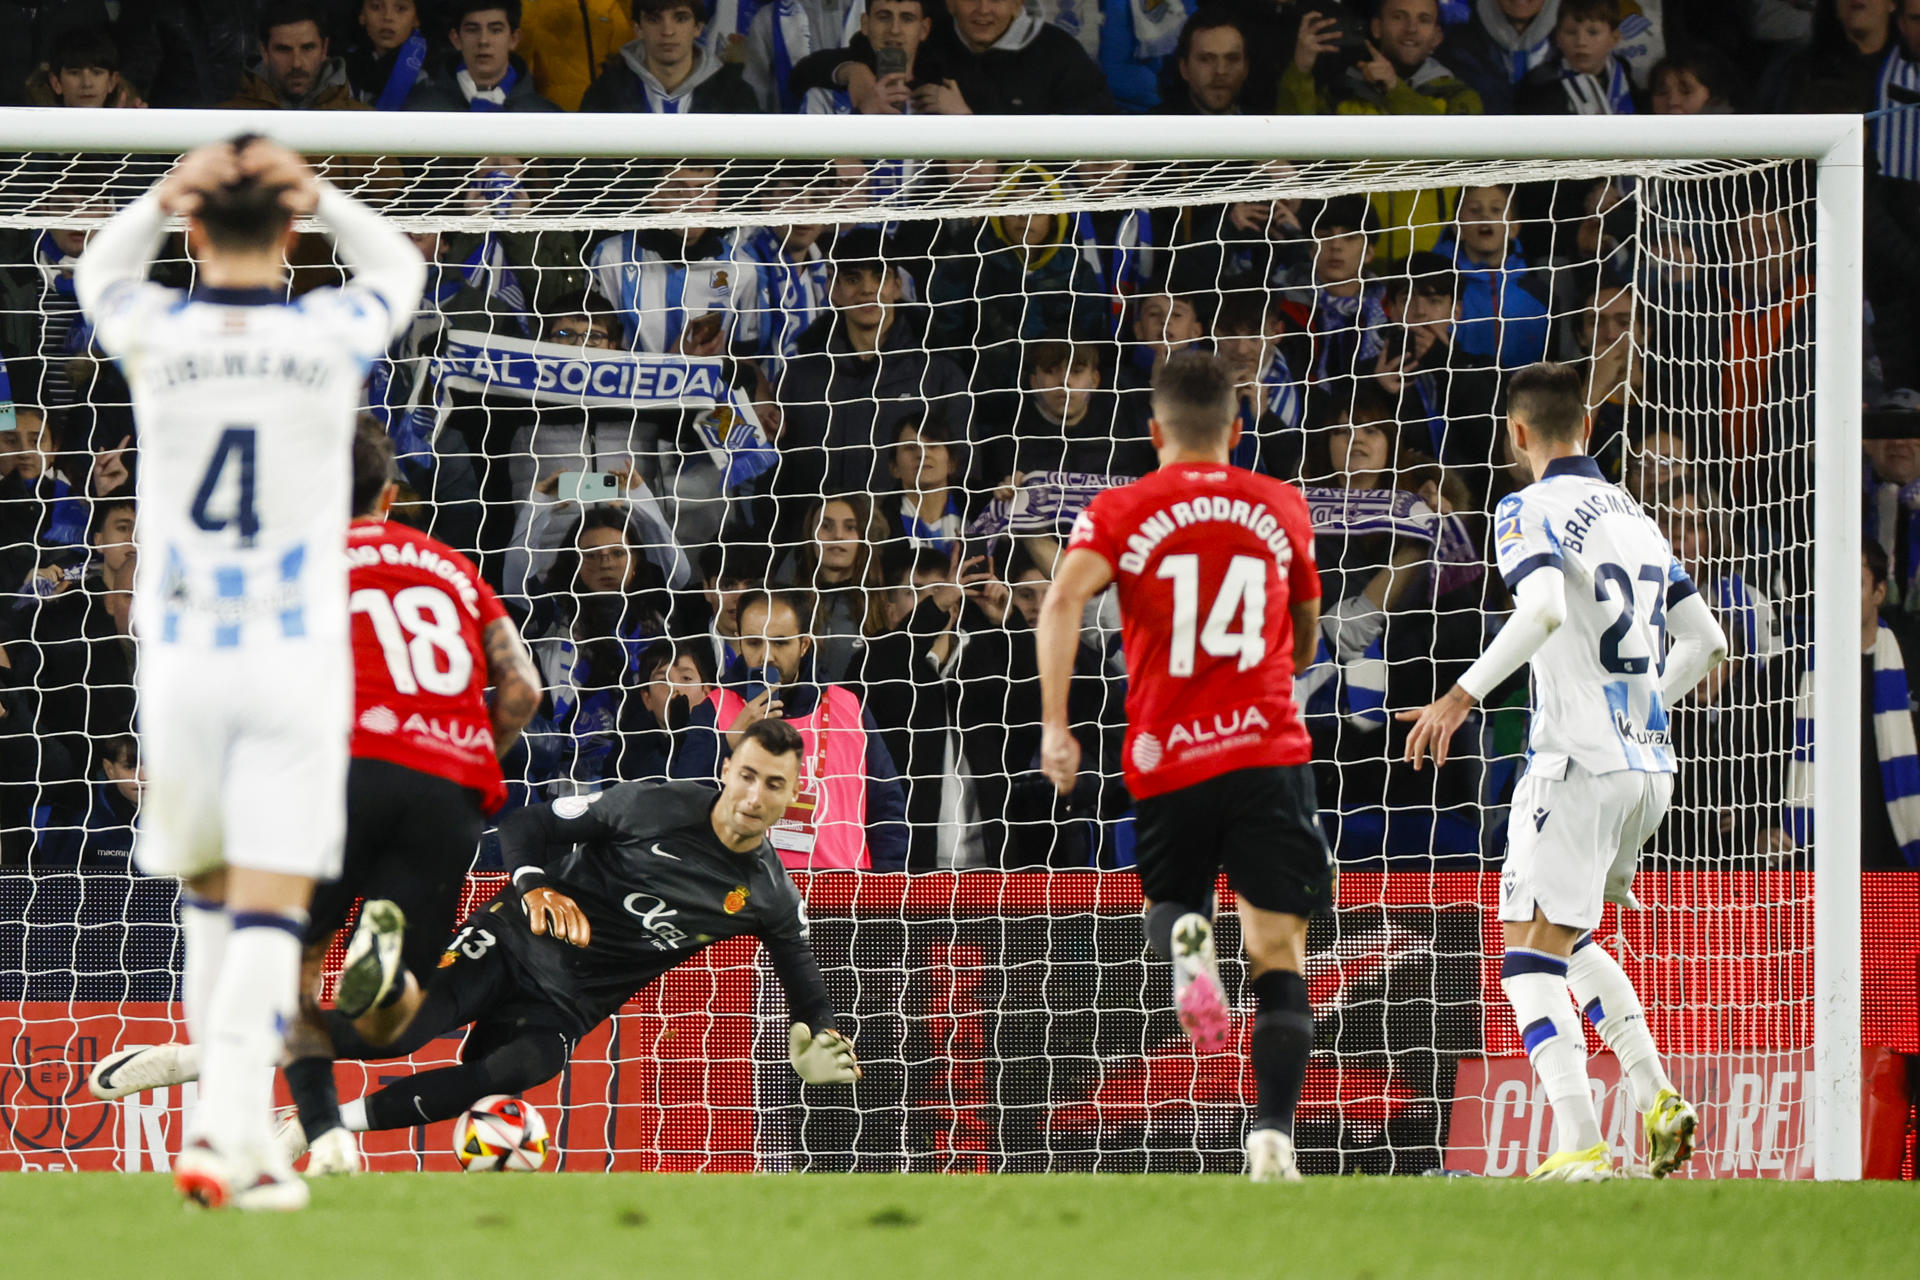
{"left": 359, "top": 705, "right": 494, "bottom": 751}
{"left": 1132, "top": 705, "right": 1271, "bottom": 771}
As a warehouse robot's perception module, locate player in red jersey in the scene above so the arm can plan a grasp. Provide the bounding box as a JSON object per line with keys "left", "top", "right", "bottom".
{"left": 1039, "top": 351, "right": 1331, "bottom": 1183}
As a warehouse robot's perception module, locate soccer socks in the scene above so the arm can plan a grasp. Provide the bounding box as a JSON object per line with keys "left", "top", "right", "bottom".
{"left": 285, "top": 1056, "right": 344, "bottom": 1142}
{"left": 1144, "top": 900, "right": 1193, "bottom": 963}
{"left": 354, "top": 1032, "right": 570, "bottom": 1131}
{"left": 1248, "top": 970, "right": 1314, "bottom": 1137}
{"left": 1500, "top": 949, "right": 1603, "bottom": 1153}
{"left": 1568, "top": 935, "right": 1674, "bottom": 1113}
{"left": 193, "top": 912, "right": 303, "bottom": 1155}
{"left": 178, "top": 893, "right": 230, "bottom": 1047}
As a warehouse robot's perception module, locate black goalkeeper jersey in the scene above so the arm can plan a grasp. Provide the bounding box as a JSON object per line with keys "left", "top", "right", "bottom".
{"left": 492, "top": 780, "right": 834, "bottom": 1033}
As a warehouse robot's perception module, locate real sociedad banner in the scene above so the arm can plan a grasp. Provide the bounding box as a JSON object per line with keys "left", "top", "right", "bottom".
{"left": 428, "top": 331, "right": 777, "bottom": 489}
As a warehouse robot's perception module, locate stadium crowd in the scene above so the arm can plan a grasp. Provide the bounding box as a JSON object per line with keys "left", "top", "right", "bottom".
{"left": 0, "top": 0, "right": 1913, "bottom": 873}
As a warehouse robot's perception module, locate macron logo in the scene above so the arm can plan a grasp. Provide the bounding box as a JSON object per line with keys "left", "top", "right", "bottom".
{"left": 1531, "top": 808, "right": 1550, "bottom": 833}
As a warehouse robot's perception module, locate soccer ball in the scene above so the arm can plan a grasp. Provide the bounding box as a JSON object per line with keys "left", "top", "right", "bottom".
{"left": 454, "top": 1095, "right": 550, "bottom": 1172}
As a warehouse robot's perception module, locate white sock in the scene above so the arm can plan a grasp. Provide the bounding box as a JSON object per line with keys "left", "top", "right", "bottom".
{"left": 179, "top": 893, "right": 231, "bottom": 1047}
{"left": 339, "top": 1098, "right": 369, "bottom": 1133}
{"left": 1567, "top": 937, "right": 1673, "bottom": 1113}
{"left": 1501, "top": 949, "right": 1603, "bottom": 1153}
{"left": 193, "top": 912, "right": 303, "bottom": 1154}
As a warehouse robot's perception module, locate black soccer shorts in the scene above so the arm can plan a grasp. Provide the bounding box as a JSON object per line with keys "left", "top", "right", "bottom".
{"left": 305, "top": 756, "right": 486, "bottom": 983}
{"left": 1131, "top": 764, "right": 1335, "bottom": 918}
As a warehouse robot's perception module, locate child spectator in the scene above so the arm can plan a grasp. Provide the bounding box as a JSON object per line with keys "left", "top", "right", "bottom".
{"left": 743, "top": 208, "right": 833, "bottom": 367}
{"left": 989, "top": 338, "right": 1155, "bottom": 485}
{"left": 33, "top": 734, "right": 141, "bottom": 870}
{"left": 406, "top": 1, "right": 564, "bottom": 110}
{"left": 882, "top": 416, "right": 967, "bottom": 557}
{"left": 580, "top": 0, "right": 761, "bottom": 112}
{"left": 1372, "top": 253, "right": 1502, "bottom": 501}
{"left": 1211, "top": 292, "right": 1310, "bottom": 477}
{"left": 1296, "top": 195, "right": 1390, "bottom": 384}
{"left": 1648, "top": 46, "right": 1736, "bottom": 112}
{"left": 345, "top": 0, "right": 430, "bottom": 108}
{"left": 30, "top": 25, "right": 140, "bottom": 107}
{"left": 1428, "top": 182, "right": 1552, "bottom": 368}
{"left": 1518, "top": 0, "right": 1638, "bottom": 114}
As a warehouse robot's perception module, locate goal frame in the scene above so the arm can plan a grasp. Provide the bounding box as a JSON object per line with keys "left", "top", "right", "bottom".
{"left": 0, "top": 107, "right": 1865, "bottom": 1180}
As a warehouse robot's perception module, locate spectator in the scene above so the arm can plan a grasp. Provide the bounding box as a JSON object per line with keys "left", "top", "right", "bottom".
{"left": 785, "top": 494, "right": 887, "bottom": 683}
{"left": 1719, "top": 198, "right": 1813, "bottom": 491}
{"left": 1622, "top": 420, "right": 1695, "bottom": 508}
{"left": 579, "top": 0, "right": 761, "bottom": 112}
{"left": 1517, "top": 0, "right": 1639, "bottom": 114}
{"left": 623, "top": 638, "right": 716, "bottom": 779}
{"left": 1874, "top": 0, "right": 1920, "bottom": 182}
{"left": 1569, "top": 275, "right": 1637, "bottom": 478}
{"left": 345, "top": 0, "right": 430, "bottom": 108}
{"left": 1447, "top": 0, "right": 1563, "bottom": 114}
{"left": 697, "top": 541, "right": 772, "bottom": 675}
{"left": 1429, "top": 182, "right": 1552, "bottom": 368}
{"left": 881, "top": 416, "right": 967, "bottom": 557}
{"left": 1213, "top": 291, "right": 1311, "bottom": 476}
{"left": 1648, "top": 45, "right": 1737, "bottom": 113}
{"left": 1865, "top": 394, "right": 1920, "bottom": 613}
{"left": 588, "top": 164, "right": 763, "bottom": 355}
{"left": 0, "top": 398, "right": 91, "bottom": 608}
{"left": 773, "top": 229, "right": 971, "bottom": 524}
{"left": 1101, "top": 0, "right": 1195, "bottom": 111}
{"left": 788, "top": 0, "right": 934, "bottom": 114}
{"left": 1763, "top": 0, "right": 1897, "bottom": 114}
{"left": 1371, "top": 253, "right": 1502, "bottom": 502}
{"left": 518, "top": 0, "right": 630, "bottom": 109}
{"left": 1150, "top": 6, "right": 1251, "bottom": 115}
{"left": 743, "top": 208, "right": 833, "bottom": 367}
{"left": 673, "top": 588, "right": 909, "bottom": 870}
{"left": 524, "top": 507, "right": 672, "bottom": 794}
{"left": 28, "top": 25, "right": 141, "bottom": 107}
{"left": 114, "top": 0, "right": 252, "bottom": 107}
{"left": 34, "top": 733, "right": 140, "bottom": 870}
{"left": 225, "top": 2, "right": 370, "bottom": 110}
{"left": 1295, "top": 195, "right": 1390, "bottom": 384}
{"left": 1116, "top": 288, "right": 1206, "bottom": 397}
{"left": 834, "top": 0, "right": 1116, "bottom": 114}
{"left": 406, "top": 1, "right": 565, "bottom": 111}
{"left": 1782, "top": 545, "right": 1920, "bottom": 870}
{"left": 987, "top": 338, "right": 1156, "bottom": 487}
{"left": 733, "top": 0, "right": 866, "bottom": 111}
{"left": 1285, "top": 0, "right": 1483, "bottom": 118}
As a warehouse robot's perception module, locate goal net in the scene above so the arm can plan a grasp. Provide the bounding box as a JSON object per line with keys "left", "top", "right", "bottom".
{"left": 0, "top": 113, "right": 1869, "bottom": 1178}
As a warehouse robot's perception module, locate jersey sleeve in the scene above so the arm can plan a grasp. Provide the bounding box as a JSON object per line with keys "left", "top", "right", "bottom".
{"left": 1665, "top": 555, "right": 1700, "bottom": 607}
{"left": 754, "top": 867, "right": 835, "bottom": 1031}
{"left": 295, "top": 287, "right": 402, "bottom": 370}
{"left": 1280, "top": 485, "right": 1321, "bottom": 605}
{"left": 1066, "top": 492, "right": 1121, "bottom": 571}
{"left": 1492, "top": 492, "right": 1562, "bottom": 589}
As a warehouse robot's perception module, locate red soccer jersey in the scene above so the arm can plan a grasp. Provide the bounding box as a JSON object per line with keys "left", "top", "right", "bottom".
{"left": 1067, "top": 461, "right": 1320, "bottom": 800}
{"left": 346, "top": 519, "right": 509, "bottom": 812}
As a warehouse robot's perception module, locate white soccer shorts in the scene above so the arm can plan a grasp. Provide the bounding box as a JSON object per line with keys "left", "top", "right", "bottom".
{"left": 134, "top": 643, "right": 349, "bottom": 883}
{"left": 1499, "top": 763, "right": 1674, "bottom": 931}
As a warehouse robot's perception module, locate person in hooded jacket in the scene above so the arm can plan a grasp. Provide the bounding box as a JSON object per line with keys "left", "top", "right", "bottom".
{"left": 223, "top": 2, "right": 371, "bottom": 109}
{"left": 579, "top": 0, "right": 761, "bottom": 112}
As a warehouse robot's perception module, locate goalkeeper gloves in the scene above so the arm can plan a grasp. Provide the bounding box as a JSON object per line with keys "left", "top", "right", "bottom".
{"left": 788, "top": 1023, "right": 861, "bottom": 1084}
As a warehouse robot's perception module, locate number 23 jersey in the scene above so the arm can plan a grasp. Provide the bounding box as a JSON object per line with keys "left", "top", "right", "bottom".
{"left": 1494, "top": 455, "right": 1697, "bottom": 779}
{"left": 1068, "top": 461, "right": 1320, "bottom": 800}
{"left": 347, "top": 518, "right": 509, "bottom": 810}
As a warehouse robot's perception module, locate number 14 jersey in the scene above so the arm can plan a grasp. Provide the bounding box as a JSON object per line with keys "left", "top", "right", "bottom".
{"left": 1068, "top": 461, "right": 1320, "bottom": 800}
{"left": 347, "top": 518, "right": 509, "bottom": 810}
{"left": 1493, "top": 455, "right": 1698, "bottom": 779}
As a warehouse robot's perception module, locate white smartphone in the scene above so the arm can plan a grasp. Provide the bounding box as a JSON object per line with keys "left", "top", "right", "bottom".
{"left": 556, "top": 471, "right": 621, "bottom": 503}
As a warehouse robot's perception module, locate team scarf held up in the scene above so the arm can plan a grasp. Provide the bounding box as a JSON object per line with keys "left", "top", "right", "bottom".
{"left": 965, "top": 471, "right": 1125, "bottom": 545}
{"left": 1300, "top": 484, "right": 1481, "bottom": 599}
{"left": 426, "top": 330, "right": 777, "bottom": 492}
{"left": 1786, "top": 620, "right": 1920, "bottom": 866}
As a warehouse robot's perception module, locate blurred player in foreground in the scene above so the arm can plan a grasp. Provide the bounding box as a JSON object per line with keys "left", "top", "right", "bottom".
{"left": 103, "top": 718, "right": 861, "bottom": 1156}
{"left": 74, "top": 136, "right": 422, "bottom": 1209}
{"left": 1038, "top": 351, "right": 1330, "bottom": 1183}
{"left": 1400, "top": 361, "right": 1727, "bottom": 1180}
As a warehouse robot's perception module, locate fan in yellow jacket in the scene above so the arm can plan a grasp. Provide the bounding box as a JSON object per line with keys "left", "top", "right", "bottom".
{"left": 519, "top": 0, "right": 631, "bottom": 109}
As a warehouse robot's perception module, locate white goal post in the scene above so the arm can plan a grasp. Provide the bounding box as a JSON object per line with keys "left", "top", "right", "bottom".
{"left": 0, "top": 108, "right": 1864, "bottom": 1179}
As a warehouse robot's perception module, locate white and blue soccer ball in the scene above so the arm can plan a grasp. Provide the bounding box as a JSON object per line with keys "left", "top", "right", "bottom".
{"left": 453, "top": 1095, "right": 550, "bottom": 1172}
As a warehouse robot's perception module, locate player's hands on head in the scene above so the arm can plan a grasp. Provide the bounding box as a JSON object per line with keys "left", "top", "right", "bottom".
{"left": 156, "top": 142, "right": 243, "bottom": 217}
{"left": 1395, "top": 685, "right": 1475, "bottom": 771}
{"left": 788, "top": 1023, "right": 862, "bottom": 1084}
{"left": 235, "top": 138, "right": 321, "bottom": 216}
{"left": 1040, "top": 723, "right": 1081, "bottom": 796}
{"left": 523, "top": 886, "right": 592, "bottom": 948}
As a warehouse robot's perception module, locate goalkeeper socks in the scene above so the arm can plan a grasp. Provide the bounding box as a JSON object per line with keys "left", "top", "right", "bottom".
{"left": 285, "top": 1056, "right": 344, "bottom": 1141}
{"left": 1568, "top": 934, "right": 1674, "bottom": 1113}
{"left": 358, "top": 1031, "right": 570, "bottom": 1131}
{"left": 1248, "top": 969, "right": 1314, "bottom": 1137}
{"left": 1500, "top": 949, "right": 1602, "bottom": 1152}
{"left": 1144, "top": 900, "right": 1195, "bottom": 963}
{"left": 179, "top": 893, "right": 230, "bottom": 1047}
{"left": 194, "top": 912, "right": 303, "bottom": 1154}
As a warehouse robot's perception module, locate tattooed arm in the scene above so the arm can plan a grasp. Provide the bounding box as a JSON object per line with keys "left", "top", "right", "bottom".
{"left": 483, "top": 616, "right": 541, "bottom": 758}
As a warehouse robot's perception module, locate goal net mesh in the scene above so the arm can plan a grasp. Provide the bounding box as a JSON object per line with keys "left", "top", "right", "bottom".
{"left": 0, "top": 143, "right": 1825, "bottom": 1176}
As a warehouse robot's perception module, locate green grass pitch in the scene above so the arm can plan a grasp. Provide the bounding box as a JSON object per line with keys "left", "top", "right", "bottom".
{"left": 3, "top": 1175, "right": 1914, "bottom": 1280}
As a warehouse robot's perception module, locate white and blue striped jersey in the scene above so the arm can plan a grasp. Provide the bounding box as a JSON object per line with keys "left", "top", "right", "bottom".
{"left": 1494, "top": 455, "right": 1697, "bottom": 777}
{"left": 1875, "top": 45, "right": 1920, "bottom": 182}
{"left": 77, "top": 187, "right": 421, "bottom": 653}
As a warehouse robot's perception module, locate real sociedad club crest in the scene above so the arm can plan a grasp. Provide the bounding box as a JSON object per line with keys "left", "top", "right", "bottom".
{"left": 0, "top": 1032, "right": 112, "bottom": 1153}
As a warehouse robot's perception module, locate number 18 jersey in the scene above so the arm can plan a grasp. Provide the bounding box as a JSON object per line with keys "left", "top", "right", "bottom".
{"left": 1068, "top": 461, "right": 1320, "bottom": 800}
{"left": 1493, "top": 455, "right": 1698, "bottom": 778}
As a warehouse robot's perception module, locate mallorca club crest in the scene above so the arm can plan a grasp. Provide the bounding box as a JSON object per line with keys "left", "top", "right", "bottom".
{"left": 723, "top": 886, "right": 749, "bottom": 915}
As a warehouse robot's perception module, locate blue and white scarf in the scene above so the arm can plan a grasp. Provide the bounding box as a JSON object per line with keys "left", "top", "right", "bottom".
{"left": 1875, "top": 44, "right": 1920, "bottom": 181}
{"left": 744, "top": 227, "right": 831, "bottom": 363}
{"left": 1310, "top": 287, "right": 1388, "bottom": 381}
{"left": 456, "top": 62, "right": 517, "bottom": 110}
{"left": 1556, "top": 58, "right": 1633, "bottom": 115}
{"left": 427, "top": 330, "right": 776, "bottom": 492}
{"left": 1786, "top": 622, "right": 1920, "bottom": 865}
{"left": 1296, "top": 633, "right": 1388, "bottom": 730}
{"left": 1867, "top": 476, "right": 1920, "bottom": 611}
{"left": 898, "top": 494, "right": 963, "bottom": 555}
{"left": 375, "top": 32, "right": 429, "bottom": 110}
{"left": 1301, "top": 484, "right": 1481, "bottom": 599}
{"left": 965, "top": 470, "right": 1124, "bottom": 543}
{"left": 1076, "top": 209, "right": 1154, "bottom": 334}
{"left": 769, "top": 0, "right": 813, "bottom": 111}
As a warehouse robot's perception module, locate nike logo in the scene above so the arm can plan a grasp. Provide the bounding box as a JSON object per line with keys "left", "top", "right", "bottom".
{"left": 650, "top": 843, "right": 680, "bottom": 860}
{"left": 1532, "top": 808, "right": 1550, "bottom": 832}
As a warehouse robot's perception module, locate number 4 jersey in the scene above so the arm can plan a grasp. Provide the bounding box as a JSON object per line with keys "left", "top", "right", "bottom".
{"left": 1068, "top": 461, "right": 1320, "bottom": 800}
{"left": 1493, "top": 455, "right": 1697, "bottom": 778}
{"left": 348, "top": 519, "right": 509, "bottom": 811}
